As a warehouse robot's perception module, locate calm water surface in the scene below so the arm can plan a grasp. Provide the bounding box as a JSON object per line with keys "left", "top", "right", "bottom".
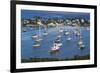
{"left": 21, "top": 26, "right": 90, "bottom": 59}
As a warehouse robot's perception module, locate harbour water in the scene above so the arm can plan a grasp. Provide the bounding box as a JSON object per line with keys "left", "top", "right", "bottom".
{"left": 21, "top": 26, "right": 90, "bottom": 60}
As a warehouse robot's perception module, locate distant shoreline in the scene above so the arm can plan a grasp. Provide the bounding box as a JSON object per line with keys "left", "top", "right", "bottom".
{"left": 22, "top": 24, "right": 90, "bottom": 28}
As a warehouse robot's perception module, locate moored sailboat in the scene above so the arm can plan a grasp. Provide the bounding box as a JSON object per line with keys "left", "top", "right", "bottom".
{"left": 32, "top": 20, "right": 43, "bottom": 48}
{"left": 43, "top": 25, "right": 48, "bottom": 36}
{"left": 32, "top": 34, "right": 39, "bottom": 39}
{"left": 78, "top": 39, "right": 85, "bottom": 49}
{"left": 78, "top": 34, "right": 85, "bottom": 50}
{"left": 32, "top": 42, "right": 40, "bottom": 48}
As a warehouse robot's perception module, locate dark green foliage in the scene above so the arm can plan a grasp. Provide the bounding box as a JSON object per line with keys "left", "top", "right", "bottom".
{"left": 21, "top": 54, "right": 90, "bottom": 63}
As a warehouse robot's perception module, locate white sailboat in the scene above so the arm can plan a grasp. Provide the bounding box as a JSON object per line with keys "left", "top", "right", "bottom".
{"left": 50, "top": 23, "right": 62, "bottom": 52}
{"left": 78, "top": 39, "right": 85, "bottom": 49}
{"left": 32, "top": 20, "right": 43, "bottom": 48}
{"left": 57, "top": 23, "right": 62, "bottom": 38}
{"left": 54, "top": 38, "right": 62, "bottom": 47}
{"left": 66, "top": 30, "right": 71, "bottom": 41}
{"left": 35, "top": 20, "right": 43, "bottom": 42}
{"left": 67, "top": 37, "right": 71, "bottom": 41}
{"left": 78, "top": 30, "right": 85, "bottom": 49}
{"left": 56, "top": 22, "right": 62, "bottom": 46}
{"left": 63, "top": 24, "right": 70, "bottom": 36}
{"left": 59, "top": 23, "right": 64, "bottom": 33}
{"left": 74, "top": 24, "right": 81, "bottom": 36}
{"left": 64, "top": 31, "right": 69, "bottom": 36}
{"left": 43, "top": 25, "right": 48, "bottom": 36}
{"left": 32, "top": 41, "right": 40, "bottom": 48}
{"left": 59, "top": 27, "right": 64, "bottom": 33}
{"left": 32, "top": 34, "right": 39, "bottom": 39}
{"left": 35, "top": 37, "right": 42, "bottom": 42}
{"left": 63, "top": 24, "right": 71, "bottom": 41}
{"left": 57, "top": 34, "right": 61, "bottom": 38}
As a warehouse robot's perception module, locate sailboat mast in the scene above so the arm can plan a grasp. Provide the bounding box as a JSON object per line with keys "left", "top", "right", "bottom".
{"left": 38, "top": 20, "right": 41, "bottom": 37}
{"left": 58, "top": 23, "right": 60, "bottom": 36}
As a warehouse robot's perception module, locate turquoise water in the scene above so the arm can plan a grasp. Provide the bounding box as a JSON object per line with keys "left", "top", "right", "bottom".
{"left": 21, "top": 26, "right": 90, "bottom": 60}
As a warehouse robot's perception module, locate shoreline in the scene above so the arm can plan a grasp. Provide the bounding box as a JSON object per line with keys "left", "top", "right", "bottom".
{"left": 21, "top": 54, "right": 90, "bottom": 63}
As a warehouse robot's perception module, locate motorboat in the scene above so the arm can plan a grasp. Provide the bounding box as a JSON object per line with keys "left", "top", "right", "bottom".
{"left": 51, "top": 44, "right": 60, "bottom": 52}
